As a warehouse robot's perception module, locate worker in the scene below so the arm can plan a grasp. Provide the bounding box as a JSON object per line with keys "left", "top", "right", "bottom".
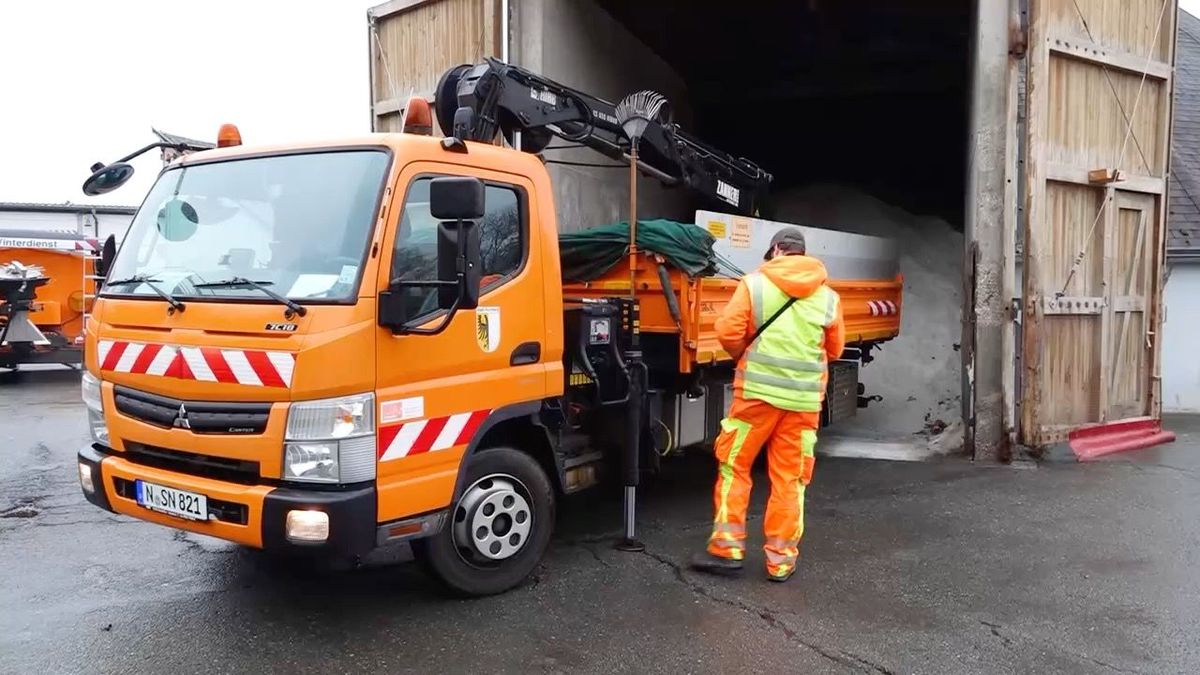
{"left": 690, "top": 226, "right": 845, "bottom": 582}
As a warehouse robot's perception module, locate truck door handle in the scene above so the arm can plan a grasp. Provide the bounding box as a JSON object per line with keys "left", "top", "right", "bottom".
{"left": 510, "top": 342, "right": 541, "bottom": 366}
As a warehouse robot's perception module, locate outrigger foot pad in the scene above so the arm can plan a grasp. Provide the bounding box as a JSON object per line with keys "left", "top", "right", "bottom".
{"left": 615, "top": 538, "right": 646, "bottom": 552}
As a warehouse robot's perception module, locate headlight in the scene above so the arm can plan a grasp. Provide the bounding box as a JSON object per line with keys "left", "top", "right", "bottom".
{"left": 284, "top": 442, "right": 338, "bottom": 482}
{"left": 286, "top": 393, "right": 374, "bottom": 440}
{"left": 88, "top": 409, "right": 110, "bottom": 444}
{"left": 82, "top": 371, "right": 102, "bottom": 413}
{"left": 284, "top": 393, "right": 375, "bottom": 484}
{"left": 82, "top": 372, "right": 108, "bottom": 444}
{"left": 78, "top": 462, "right": 95, "bottom": 494}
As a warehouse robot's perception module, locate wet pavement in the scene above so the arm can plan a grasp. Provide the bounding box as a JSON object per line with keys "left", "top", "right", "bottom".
{"left": 2, "top": 369, "right": 1199, "bottom": 674}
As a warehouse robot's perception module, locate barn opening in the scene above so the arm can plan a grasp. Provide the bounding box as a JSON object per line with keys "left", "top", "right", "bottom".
{"left": 583, "top": 0, "right": 976, "bottom": 453}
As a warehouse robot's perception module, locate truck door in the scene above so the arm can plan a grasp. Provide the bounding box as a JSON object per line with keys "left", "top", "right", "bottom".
{"left": 374, "top": 163, "right": 548, "bottom": 522}
{"left": 1020, "top": 0, "right": 1177, "bottom": 448}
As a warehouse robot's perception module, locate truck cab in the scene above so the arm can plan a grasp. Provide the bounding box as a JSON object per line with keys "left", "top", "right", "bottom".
{"left": 80, "top": 132, "right": 570, "bottom": 595}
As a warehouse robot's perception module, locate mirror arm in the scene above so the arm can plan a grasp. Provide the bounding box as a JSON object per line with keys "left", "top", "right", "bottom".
{"left": 387, "top": 266, "right": 468, "bottom": 337}
{"left": 386, "top": 216, "right": 477, "bottom": 337}
{"left": 387, "top": 279, "right": 458, "bottom": 289}
{"left": 394, "top": 295, "right": 463, "bottom": 336}
{"left": 111, "top": 142, "right": 213, "bottom": 166}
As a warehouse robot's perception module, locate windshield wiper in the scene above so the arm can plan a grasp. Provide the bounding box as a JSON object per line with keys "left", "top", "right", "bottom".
{"left": 104, "top": 274, "right": 186, "bottom": 312}
{"left": 192, "top": 277, "right": 308, "bottom": 317}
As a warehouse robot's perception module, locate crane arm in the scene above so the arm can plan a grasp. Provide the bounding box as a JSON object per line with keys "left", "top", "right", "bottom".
{"left": 436, "top": 59, "right": 772, "bottom": 217}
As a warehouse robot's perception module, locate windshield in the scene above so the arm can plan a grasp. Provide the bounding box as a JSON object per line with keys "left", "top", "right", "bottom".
{"left": 104, "top": 150, "right": 390, "bottom": 302}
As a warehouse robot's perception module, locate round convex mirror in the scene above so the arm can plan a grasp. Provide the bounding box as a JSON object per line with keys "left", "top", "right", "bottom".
{"left": 82, "top": 162, "right": 135, "bottom": 196}
{"left": 156, "top": 199, "right": 200, "bottom": 242}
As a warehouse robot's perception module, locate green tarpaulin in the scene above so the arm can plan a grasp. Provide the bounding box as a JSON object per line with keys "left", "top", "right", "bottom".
{"left": 559, "top": 219, "right": 729, "bottom": 282}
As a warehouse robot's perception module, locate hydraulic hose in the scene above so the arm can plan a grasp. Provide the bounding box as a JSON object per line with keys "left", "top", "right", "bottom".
{"left": 656, "top": 262, "right": 683, "bottom": 331}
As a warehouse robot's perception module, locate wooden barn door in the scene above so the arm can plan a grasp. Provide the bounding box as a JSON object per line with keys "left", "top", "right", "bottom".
{"left": 1021, "top": 0, "right": 1178, "bottom": 447}
{"left": 368, "top": 0, "right": 500, "bottom": 133}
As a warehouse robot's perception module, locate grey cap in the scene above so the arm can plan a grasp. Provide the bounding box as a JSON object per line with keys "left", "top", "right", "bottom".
{"left": 764, "top": 226, "right": 807, "bottom": 260}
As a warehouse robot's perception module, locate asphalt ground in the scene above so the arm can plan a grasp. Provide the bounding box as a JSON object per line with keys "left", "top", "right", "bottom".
{"left": 2, "top": 368, "right": 1198, "bottom": 674}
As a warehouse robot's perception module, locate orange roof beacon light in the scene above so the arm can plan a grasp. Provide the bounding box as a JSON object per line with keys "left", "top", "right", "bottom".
{"left": 217, "top": 123, "right": 242, "bottom": 148}
{"left": 402, "top": 97, "right": 434, "bottom": 136}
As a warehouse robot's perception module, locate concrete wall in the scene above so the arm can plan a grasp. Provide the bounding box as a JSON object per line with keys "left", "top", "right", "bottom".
{"left": 513, "top": 0, "right": 691, "bottom": 231}
{"left": 1163, "top": 261, "right": 1200, "bottom": 412}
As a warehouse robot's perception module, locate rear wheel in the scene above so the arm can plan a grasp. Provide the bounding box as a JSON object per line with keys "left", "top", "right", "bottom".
{"left": 413, "top": 446, "right": 555, "bottom": 596}
{"left": 0, "top": 362, "right": 22, "bottom": 384}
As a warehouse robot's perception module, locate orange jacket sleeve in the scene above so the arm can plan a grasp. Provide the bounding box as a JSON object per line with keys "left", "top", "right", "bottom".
{"left": 716, "top": 278, "right": 753, "bottom": 360}
{"left": 824, "top": 288, "right": 846, "bottom": 362}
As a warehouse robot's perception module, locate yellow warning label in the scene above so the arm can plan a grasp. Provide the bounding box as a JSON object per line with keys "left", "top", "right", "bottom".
{"left": 730, "top": 218, "right": 752, "bottom": 249}
{"left": 706, "top": 220, "right": 727, "bottom": 238}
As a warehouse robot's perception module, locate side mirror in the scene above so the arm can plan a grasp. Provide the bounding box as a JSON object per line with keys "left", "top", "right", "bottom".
{"left": 95, "top": 235, "right": 117, "bottom": 279}
{"left": 430, "top": 176, "right": 485, "bottom": 221}
{"left": 378, "top": 177, "right": 485, "bottom": 335}
{"left": 437, "top": 220, "right": 481, "bottom": 310}
{"left": 82, "top": 162, "right": 135, "bottom": 196}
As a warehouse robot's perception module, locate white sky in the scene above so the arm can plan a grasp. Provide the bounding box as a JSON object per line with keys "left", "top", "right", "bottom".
{"left": 1, "top": 0, "right": 1198, "bottom": 207}
{"left": 0, "top": 0, "right": 377, "bottom": 207}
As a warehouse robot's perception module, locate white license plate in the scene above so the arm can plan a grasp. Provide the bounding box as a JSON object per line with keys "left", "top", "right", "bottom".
{"left": 135, "top": 480, "right": 208, "bottom": 521}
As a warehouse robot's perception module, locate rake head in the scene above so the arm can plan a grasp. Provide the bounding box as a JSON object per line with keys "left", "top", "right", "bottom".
{"left": 616, "top": 90, "right": 668, "bottom": 142}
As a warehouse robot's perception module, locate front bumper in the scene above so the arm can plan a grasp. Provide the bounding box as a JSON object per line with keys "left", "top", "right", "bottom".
{"left": 78, "top": 444, "right": 377, "bottom": 557}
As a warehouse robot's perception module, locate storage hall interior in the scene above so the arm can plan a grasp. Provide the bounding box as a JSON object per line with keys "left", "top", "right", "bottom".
{"left": 553, "top": 0, "right": 976, "bottom": 452}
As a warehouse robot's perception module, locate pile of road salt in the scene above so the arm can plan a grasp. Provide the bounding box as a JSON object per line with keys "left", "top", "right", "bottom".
{"left": 772, "top": 184, "right": 964, "bottom": 452}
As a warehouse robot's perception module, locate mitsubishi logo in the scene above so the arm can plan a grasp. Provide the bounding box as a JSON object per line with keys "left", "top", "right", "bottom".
{"left": 173, "top": 403, "right": 191, "bottom": 430}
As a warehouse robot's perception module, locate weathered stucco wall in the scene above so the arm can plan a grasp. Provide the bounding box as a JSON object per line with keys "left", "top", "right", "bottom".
{"left": 1163, "top": 262, "right": 1200, "bottom": 412}
{"left": 513, "top": 0, "right": 691, "bottom": 232}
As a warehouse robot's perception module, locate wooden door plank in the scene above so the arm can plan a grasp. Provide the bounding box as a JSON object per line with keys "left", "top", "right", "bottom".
{"left": 1107, "top": 205, "right": 1147, "bottom": 413}
{"left": 1047, "top": 37, "right": 1172, "bottom": 79}
{"left": 1148, "top": 1, "right": 1177, "bottom": 418}
{"left": 1098, "top": 186, "right": 1115, "bottom": 420}
{"left": 1021, "top": 0, "right": 1051, "bottom": 446}
{"left": 1045, "top": 163, "right": 1165, "bottom": 194}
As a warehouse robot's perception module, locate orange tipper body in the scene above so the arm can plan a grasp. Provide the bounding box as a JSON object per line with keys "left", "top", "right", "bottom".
{"left": 1, "top": 231, "right": 99, "bottom": 367}
{"left": 76, "top": 130, "right": 901, "bottom": 594}
{"left": 561, "top": 257, "right": 900, "bottom": 374}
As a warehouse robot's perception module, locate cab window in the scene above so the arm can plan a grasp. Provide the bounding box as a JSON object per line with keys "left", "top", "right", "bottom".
{"left": 391, "top": 177, "right": 524, "bottom": 320}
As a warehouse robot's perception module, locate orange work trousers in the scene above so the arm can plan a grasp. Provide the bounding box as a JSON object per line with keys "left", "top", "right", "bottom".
{"left": 707, "top": 396, "right": 819, "bottom": 577}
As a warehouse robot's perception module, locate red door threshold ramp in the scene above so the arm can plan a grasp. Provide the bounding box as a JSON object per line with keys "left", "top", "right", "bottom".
{"left": 1069, "top": 417, "right": 1177, "bottom": 461}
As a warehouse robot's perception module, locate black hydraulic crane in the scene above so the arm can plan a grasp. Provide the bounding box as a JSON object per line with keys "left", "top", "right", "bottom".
{"left": 435, "top": 58, "right": 773, "bottom": 217}
{"left": 435, "top": 59, "right": 776, "bottom": 551}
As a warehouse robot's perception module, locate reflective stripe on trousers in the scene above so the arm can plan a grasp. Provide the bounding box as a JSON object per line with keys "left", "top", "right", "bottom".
{"left": 707, "top": 397, "right": 820, "bottom": 575}
{"left": 709, "top": 417, "right": 752, "bottom": 560}
{"left": 765, "top": 537, "right": 800, "bottom": 576}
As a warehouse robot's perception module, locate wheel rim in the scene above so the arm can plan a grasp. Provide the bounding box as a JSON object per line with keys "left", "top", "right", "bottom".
{"left": 452, "top": 473, "right": 534, "bottom": 565}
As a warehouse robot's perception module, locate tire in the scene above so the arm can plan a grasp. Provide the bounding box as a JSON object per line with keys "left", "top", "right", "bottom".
{"left": 413, "top": 446, "right": 555, "bottom": 597}
{"left": 0, "top": 367, "right": 22, "bottom": 385}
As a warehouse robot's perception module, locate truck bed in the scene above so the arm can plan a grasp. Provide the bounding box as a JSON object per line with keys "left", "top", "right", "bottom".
{"left": 563, "top": 264, "right": 902, "bottom": 373}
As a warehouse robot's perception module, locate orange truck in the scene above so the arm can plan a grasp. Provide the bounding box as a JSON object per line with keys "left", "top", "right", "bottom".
{"left": 0, "top": 230, "right": 102, "bottom": 372}
{"left": 77, "top": 61, "right": 900, "bottom": 595}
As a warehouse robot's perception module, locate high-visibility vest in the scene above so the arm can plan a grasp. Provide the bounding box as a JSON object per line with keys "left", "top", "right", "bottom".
{"left": 737, "top": 273, "right": 840, "bottom": 412}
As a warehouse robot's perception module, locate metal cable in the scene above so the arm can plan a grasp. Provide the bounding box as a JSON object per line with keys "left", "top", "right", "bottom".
{"left": 544, "top": 159, "right": 627, "bottom": 168}
{"left": 371, "top": 22, "right": 401, "bottom": 111}
{"left": 1057, "top": 0, "right": 1170, "bottom": 296}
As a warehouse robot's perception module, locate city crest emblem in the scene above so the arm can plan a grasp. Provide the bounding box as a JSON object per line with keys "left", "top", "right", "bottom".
{"left": 475, "top": 307, "right": 501, "bottom": 353}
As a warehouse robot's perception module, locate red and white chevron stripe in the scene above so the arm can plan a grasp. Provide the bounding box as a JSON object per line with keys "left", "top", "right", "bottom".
{"left": 96, "top": 340, "right": 295, "bottom": 388}
{"left": 866, "top": 300, "right": 898, "bottom": 317}
{"left": 378, "top": 409, "right": 491, "bottom": 462}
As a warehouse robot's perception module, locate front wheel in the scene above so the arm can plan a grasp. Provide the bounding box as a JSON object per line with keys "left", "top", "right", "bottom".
{"left": 413, "top": 446, "right": 555, "bottom": 597}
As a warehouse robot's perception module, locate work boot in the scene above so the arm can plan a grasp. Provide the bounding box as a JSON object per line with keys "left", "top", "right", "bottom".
{"left": 766, "top": 567, "right": 795, "bottom": 583}
{"left": 689, "top": 551, "right": 743, "bottom": 576}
